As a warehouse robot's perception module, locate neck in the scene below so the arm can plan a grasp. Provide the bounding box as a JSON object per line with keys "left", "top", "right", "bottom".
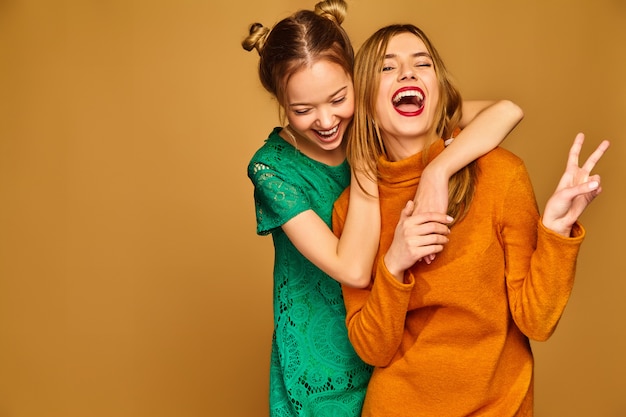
{"left": 281, "top": 125, "right": 346, "bottom": 166}
{"left": 383, "top": 131, "right": 438, "bottom": 162}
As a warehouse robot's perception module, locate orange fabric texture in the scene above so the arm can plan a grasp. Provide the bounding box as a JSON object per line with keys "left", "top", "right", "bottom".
{"left": 332, "top": 140, "right": 584, "bottom": 416}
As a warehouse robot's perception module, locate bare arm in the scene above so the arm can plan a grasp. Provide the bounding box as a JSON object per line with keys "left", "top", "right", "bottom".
{"left": 413, "top": 99, "right": 524, "bottom": 215}
{"left": 282, "top": 168, "right": 380, "bottom": 288}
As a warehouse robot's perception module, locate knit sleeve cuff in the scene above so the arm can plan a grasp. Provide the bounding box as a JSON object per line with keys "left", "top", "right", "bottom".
{"left": 378, "top": 257, "right": 415, "bottom": 291}
{"left": 538, "top": 218, "right": 586, "bottom": 244}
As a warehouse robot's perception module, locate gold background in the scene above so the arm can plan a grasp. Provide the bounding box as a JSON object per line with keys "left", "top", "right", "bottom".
{"left": 0, "top": 0, "right": 624, "bottom": 416}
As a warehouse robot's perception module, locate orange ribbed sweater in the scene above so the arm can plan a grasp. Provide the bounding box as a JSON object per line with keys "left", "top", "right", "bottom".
{"left": 332, "top": 141, "right": 584, "bottom": 417}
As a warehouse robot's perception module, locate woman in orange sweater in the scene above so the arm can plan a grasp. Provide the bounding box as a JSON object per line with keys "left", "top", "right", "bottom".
{"left": 333, "top": 24, "right": 610, "bottom": 416}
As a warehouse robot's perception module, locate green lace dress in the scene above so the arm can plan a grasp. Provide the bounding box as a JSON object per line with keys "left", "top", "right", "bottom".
{"left": 248, "top": 128, "right": 373, "bottom": 417}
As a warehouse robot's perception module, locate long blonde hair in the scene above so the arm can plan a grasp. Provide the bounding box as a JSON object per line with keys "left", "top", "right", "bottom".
{"left": 348, "top": 24, "right": 477, "bottom": 224}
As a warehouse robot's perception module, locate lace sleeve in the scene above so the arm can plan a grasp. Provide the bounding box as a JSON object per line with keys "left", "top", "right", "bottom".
{"left": 249, "top": 161, "right": 311, "bottom": 235}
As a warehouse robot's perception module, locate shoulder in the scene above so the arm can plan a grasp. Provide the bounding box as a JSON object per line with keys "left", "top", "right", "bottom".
{"left": 479, "top": 146, "right": 524, "bottom": 167}
{"left": 248, "top": 128, "right": 287, "bottom": 161}
{"left": 478, "top": 146, "right": 527, "bottom": 178}
{"left": 248, "top": 128, "right": 296, "bottom": 177}
{"left": 475, "top": 147, "right": 532, "bottom": 196}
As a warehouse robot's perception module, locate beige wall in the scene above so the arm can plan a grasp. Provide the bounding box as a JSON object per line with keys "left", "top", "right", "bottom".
{"left": 0, "top": 0, "right": 624, "bottom": 416}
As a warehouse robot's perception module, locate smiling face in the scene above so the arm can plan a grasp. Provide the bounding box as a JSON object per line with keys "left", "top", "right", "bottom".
{"left": 375, "top": 32, "right": 440, "bottom": 161}
{"left": 283, "top": 59, "right": 354, "bottom": 165}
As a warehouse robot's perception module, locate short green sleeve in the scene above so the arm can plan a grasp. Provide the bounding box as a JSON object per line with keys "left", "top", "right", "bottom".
{"left": 249, "top": 160, "right": 311, "bottom": 235}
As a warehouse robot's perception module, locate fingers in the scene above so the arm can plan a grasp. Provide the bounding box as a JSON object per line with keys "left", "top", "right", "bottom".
{"left": 397, "top": 207, "right": 452, "bottom": 243}
{"left": 566, "top": 132, "right": 585, "bottom": 169}
{"left": 385, "top": 207, "right": 452, "bottom": 278}
{"left": 581, "top": 139, "right": 610, "bottom": 173}
{"left": 572, "top": 176, "right": 602, "bottom": 199}
{"left": 568, "top": 132, "right": 610, "bottom": 173}
{"left": 404, "top": 234, "right": 449, "bottom": 265}
{"left": 402, "top": 200, "right": 416, "bottom": 217}
{"left": 409, "top": 210, "right": 454, "bottom": 226}
{"left": 421, "top": 253, "right": 437, "bottom": 265}
{"left": 399, "top": 201, "right": 452, "bottom": 228}
{"left": 554, "top": 175, "right": 602, "bottom": 204}
{"left": 397, "top": 218, "right": 450, "bottom": 241}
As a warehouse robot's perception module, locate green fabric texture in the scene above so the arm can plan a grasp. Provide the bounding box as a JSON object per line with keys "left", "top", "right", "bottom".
{"left": 248, "top": 127, "right": 372, "bottom": 417}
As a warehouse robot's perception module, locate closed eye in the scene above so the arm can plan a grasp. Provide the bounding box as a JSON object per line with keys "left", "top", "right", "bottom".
{"left": 293, "top": 108, "right": 311, "bottom": 115}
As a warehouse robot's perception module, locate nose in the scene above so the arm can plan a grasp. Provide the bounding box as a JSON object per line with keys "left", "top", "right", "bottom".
{"left": 399, "top": 63, "right": 417, "bottom": 81}
{"left": 316, "top": 107, "right": 335, "bottom": 129}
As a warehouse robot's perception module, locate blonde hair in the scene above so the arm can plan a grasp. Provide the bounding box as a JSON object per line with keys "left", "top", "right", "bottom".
{"left": 348, "top": 24, "right": 477, "bottom": 224}
{"left": 241, "top": 0, "right": 353, "bottom": 122}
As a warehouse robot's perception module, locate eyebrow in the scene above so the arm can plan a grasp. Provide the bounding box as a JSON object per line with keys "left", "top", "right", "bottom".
{"left": 288, "top": 86, "right": 348, "bottom": 107}
{"left": 384, "top": 52, "right": 432, "bottom": 59}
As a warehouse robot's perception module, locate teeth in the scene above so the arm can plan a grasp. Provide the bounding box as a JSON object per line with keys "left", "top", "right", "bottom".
{"left": 393, "top": 89, "right": 424, "bottom": 104}
{"left": 316, "top": 125, "right": 339, "bottom": 136}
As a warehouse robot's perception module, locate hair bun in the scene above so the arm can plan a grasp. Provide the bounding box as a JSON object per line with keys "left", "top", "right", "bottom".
{"left": 314, "top": 0, "right": 347, "bottom": 26}
{"left": 241, "top": 22, "right": 270, "bottom": 55}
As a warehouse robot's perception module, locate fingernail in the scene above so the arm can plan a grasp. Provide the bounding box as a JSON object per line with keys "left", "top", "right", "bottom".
{"left": 589, "top": 181, "right": 599, "bottom": 189}
{"left": 446, "top": 216, "right": 454, "bottom": 222}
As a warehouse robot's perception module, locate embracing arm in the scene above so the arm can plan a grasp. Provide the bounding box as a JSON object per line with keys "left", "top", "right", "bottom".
{"left": 283, "top": 169, "right": 380, "bottom": 288}
{"left": 413, "top": 100, "right": 524, "bottom": 215}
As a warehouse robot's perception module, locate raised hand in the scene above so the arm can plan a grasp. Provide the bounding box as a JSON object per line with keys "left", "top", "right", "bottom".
{"left": 384, "top": 201, "right": 452, "bottom": 282}
{"left": 542, "top": 133, "right": 610, "bottom": 237}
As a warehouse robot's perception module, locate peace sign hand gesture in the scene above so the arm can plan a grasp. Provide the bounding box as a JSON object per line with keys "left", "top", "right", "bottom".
{"left": 542, "top": 133, "right": 610, "bottom": 237}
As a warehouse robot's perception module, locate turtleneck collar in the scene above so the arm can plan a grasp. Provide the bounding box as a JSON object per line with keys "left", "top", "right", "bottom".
{"left": 378, "top": 139, "right": 445, "bottom": 187}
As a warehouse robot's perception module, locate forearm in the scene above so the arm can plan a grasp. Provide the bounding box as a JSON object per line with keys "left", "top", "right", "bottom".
{"left": 502, "top": 163, "right": 584, "bottom": 341}
{"left": 509, "top": 221, "right": 584, "bottom": 341}
{"left": 427, "top": 100, "right": 524, "bottom": 178}
{"left": 343, "top": 258, "right": 413, "bottom": 366}
{"left": 335, "top": 170, "right": 380, "bottom": 287}
{"left": 286, "top": 172, "right": 378, "bottom": 288}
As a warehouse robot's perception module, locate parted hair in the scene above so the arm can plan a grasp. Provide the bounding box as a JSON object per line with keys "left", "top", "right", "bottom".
{"left": 241, "top": 0, "right": 354, "bottom": 117}
{"left": 348, "top": 24, "right": 478, "bottom": 224}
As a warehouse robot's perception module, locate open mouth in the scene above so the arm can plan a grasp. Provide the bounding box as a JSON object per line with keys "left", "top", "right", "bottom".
{"left": 314, "top": 125, "right": 340, "bottom": 142}
{"left": 392, "top": 87, "right": 425, "bottom": 116}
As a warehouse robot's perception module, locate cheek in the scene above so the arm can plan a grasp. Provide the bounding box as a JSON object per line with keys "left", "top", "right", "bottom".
{"left": 373, "top": 106, "right": 393, "bottom": 136}
{"left": 428, "top": 77, "right": 440, "bottom": 101}
{"left": 374, "top": 95, "right": 389, "bottom": 123}
{"left": 429, "top": 86, "right": 440, "bottom": 114}
{"left": 287, "top": 115, "right": 314, "bottom": 132}
{"left": 374, "top": 83, "right": 390, "bottom": 118}
{"left": 339, "top": 101, "right": 355, "bottom": 120}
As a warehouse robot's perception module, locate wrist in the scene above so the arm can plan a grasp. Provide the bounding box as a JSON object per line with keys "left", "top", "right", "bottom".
{"left": 383, "top": 253, "right": 405, "bottom": 283}
{"left": 422, "top": 163, "right": 452, "bottom": 184}
{"left": 541, "top": 217, "right": 572, "bottom": 238}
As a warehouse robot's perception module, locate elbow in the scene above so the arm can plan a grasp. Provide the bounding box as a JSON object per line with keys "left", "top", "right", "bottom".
{"left": 345, "top": 313, "right": 398, "bottom": 367}
{"left": 527, "top": 320, "right": 559, "bottom": 342}
{"left": 347, "top": 328, "right": 394, "bottom": 367}
{"left": 513, "top": 312, "right": 559, "bottom": 342}
{"left": 499, "top": 99, "right": 525, "bottom": 124}
{"left": 342, "top": 269, "right": 372, "bottom": 289}
{"left": 526, "top": 327, "right": 555, "bottom": 343}
{"left": 366, "top": 352, "right": 394, "bottom": 368}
